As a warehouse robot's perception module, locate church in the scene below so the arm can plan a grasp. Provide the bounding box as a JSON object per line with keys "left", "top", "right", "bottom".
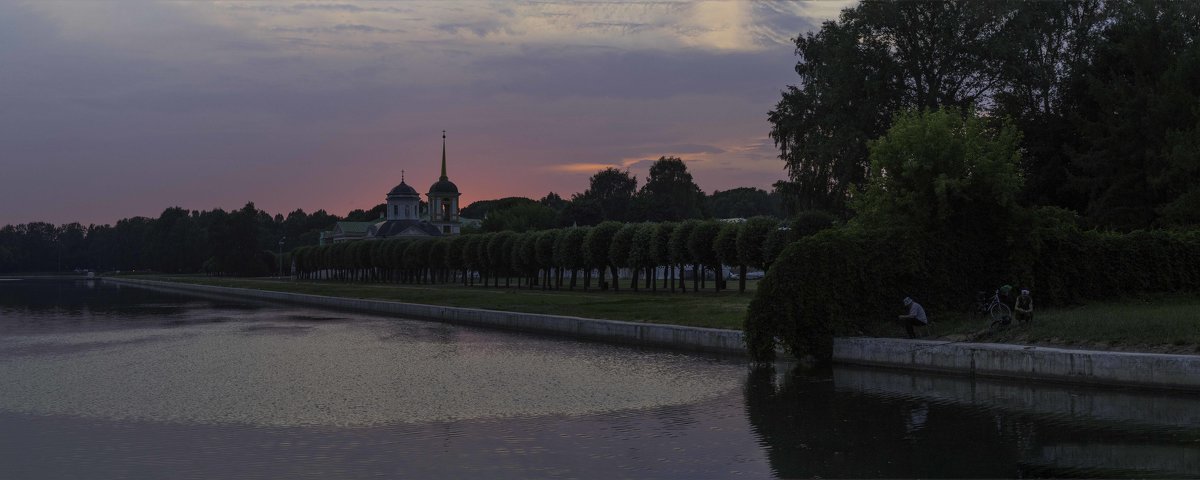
{"left": 323, "top": 132, "right": 462, "bottom": 243}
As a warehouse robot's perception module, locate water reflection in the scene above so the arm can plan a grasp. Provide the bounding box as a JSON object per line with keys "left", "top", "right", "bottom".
{"left": 3, "top": 279, "right": 1199, "bottom": 479}
{"left": 746, "top": 365, "right": 1200, "bottom": 478}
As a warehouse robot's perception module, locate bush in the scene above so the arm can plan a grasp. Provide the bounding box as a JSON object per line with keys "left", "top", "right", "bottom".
{"left": 790, "top": 210, "right": 838, "bottom": 237}
{"left": 762, "top": 226, "right": 797, "bottom": 269}
{"left": 745, "top": 224, "right": 1200, "bottom": 363}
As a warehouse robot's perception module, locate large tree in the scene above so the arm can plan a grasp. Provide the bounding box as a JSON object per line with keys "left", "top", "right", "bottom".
{"left": 1067, "top": 0, "right": 1200, "bottom": 229}
{"left": 633, "top": 157, "right": 706, "bottom": 222}
{"left": 993, "top": 1, "right": 1107, "bottom": 210}
{"left": 855, "top": 108, "right": 1024, "bottom": 237}
{"left": 769, "top": 0, "right": 1021, "bottom": 214}
{"left": 566, "top": 168, "right": 637, "bottom": 225}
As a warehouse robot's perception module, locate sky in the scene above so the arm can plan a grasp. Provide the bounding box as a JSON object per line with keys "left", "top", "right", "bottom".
{"left": 0, "top": 1, "right": 851, "bottom": 225}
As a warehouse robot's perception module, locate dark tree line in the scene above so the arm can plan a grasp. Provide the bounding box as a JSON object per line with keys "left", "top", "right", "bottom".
{"left": 0, "top": 203, "right": 339, "bottom": 275}
{"left": 769, "top": 0, "right": 1200, "bottom": 230}
{"left": 2, "top": 158, "right": 789, "bottom": 275}
{"left": 476, "top": 156, "right": 785, "bottom": 233}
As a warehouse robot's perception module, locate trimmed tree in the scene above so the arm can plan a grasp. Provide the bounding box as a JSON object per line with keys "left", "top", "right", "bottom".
{"left": 737, "top": 216, "right": 778, "bottom": 284}
{"left": 554, "top": 227, "right": 589, "bottom": 290}
{"left": 487, "top": 231, "right": 516, "bottom": 287}
{"left": 608, "top": 223, "right": 639, "bottom": 291}
{"left": 652, "top": 222, "right": 677, "bottom": 290}
{"left": 669, "top": 220, "right": 699, "bottom": 292}
{"left": 687, "top": 221, "right": 723, "bottom": 291}
{"left": 535, "top": 229, "right": 561, "bottom": 290}
{"left": 714, "top": 222, "right": 743, "bottom": 291}
{"left": 583, "top": 221, "right": 622, "bottom": 290}
{"left": 446, "top": 236, "right": 468, "bottom": 285}
{"left": 628, "top": 223, "right": 658, "bottom": 292}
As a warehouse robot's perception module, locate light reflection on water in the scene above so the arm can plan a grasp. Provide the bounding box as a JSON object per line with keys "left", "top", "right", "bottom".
{"left": 0, "top": 313, "right": 742, "bottom": 426}
{"left": 1, "top": 279, "right": 1198, "bottom": 479}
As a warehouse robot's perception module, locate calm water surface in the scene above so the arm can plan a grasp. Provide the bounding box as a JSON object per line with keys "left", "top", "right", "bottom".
{"left": 1, "top": 279, "right": 1197, "bottom": 479}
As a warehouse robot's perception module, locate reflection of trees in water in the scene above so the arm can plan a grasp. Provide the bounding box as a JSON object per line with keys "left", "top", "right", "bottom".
{"left": 745, "top": 365, "right": 1023, "bottom": 478}
{"left": 0, "top": 280, "right": 178, "bottom": 312}
{"left": 745, "top": 365, "right": 1200, "bottom": 478}
{"left": 0, "top": 280, "right": 258, "bottom": 332}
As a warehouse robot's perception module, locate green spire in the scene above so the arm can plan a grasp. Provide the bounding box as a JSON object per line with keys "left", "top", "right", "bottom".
{"left": 440, "top": 130, "right": 448, "bottom": 181}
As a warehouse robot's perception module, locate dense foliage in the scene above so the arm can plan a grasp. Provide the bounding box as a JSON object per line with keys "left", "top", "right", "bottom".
{"left": 745, "top": 0, "right": 1200, "bottom": 362}
{"left": 745, "top": 224, "right": 1200, "bottom": 363}
{"left": 0, "top": 203, "right": 335, "bottom": 275}
{"left": 769, "top": 0, "right": 1200, "bottom": 230}
{"left": 282, "top": 218, "right": 772, "bottom": 295}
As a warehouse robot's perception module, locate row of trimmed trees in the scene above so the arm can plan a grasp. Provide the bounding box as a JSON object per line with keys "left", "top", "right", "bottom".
{"left": 286, "top": 216, "right": 818, "bottom": 293}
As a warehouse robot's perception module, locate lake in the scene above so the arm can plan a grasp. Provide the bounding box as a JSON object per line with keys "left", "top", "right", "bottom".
{"left": 1, "top": 279, "right": 1197, "bottom": 478}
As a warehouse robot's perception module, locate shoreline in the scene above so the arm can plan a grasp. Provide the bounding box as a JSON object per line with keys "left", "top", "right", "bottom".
{"left": 102, "top": 277, "right": 748, "bottom": 356}
{"left": 833, "top": 337, "right": 1200, "bottom": 391}
{"left": 100, "top": 276, "right": 1200, "bottom": 391}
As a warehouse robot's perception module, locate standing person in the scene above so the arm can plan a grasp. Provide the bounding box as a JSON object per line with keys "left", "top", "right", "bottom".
{"left": 1014, "top": 289, "right": 1033, "bottom": 324}
{"left": 897, "top": 297, "right": 929, "bottom": 339}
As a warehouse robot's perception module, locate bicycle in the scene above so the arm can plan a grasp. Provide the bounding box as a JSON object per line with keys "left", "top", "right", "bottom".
{"left": 974, "top": 290, "right": 1013, "bottom": 330}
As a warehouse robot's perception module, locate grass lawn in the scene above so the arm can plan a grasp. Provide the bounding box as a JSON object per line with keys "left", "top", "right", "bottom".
{"left": 131, "top": 275, "right": 1200, "bottom": 354}
{"left": 874, "top": 294, "right": 1200, "bottom": 355}
{"left": 133, "top": 275, "right": 758, "bottom": 330}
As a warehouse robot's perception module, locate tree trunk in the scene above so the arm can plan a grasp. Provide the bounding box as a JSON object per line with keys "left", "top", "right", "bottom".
{"left": 693, "top": 264, "right": 699, "bottom": 292}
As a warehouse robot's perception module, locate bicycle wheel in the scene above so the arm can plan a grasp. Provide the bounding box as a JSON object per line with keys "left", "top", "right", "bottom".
{"left": 989, "top": 303, "right": 1012, "bottom": 325}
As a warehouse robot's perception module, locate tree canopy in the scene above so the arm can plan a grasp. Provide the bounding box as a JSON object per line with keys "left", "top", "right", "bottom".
{"left": 634, "top": 157, "right": 706, "bottom": 222}
{"left": 854, "top": 108, "right": 1023, "bottom": 235}
{"left": 767, "top": 0, "right": 1200, "bottom": 230}
{"left": 566, "top": 168, "right": 637, "bottom": 226}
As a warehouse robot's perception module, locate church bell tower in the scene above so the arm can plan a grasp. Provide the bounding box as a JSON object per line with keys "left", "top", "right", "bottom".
{"left": 427, "top": 131, "right": 461, "bottom": 235}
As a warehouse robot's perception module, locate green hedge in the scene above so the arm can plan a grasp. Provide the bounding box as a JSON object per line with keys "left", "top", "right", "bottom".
{"left": 744, "top": 226, "right": 1200, "bottom": 362}
{"left": 289, "top": 219, "right": 790, "bottom": 293}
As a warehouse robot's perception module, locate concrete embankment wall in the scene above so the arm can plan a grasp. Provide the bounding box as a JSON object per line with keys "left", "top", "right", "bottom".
{"left": 103, "top": 278, "right": 747, "bottom": 356}
{"left": 834, "top": 337, "right": 1200, "bottom": 391}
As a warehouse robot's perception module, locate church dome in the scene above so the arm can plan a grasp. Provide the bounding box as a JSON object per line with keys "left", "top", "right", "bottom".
{"left": 388, "top": 181, "right": 419, "bottom": 197}
{"left": 429, "top": 178, "right": 459, "bottom": 195}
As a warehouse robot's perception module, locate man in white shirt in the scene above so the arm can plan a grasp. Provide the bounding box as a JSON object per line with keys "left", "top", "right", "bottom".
{"left": 898, "top": 296, "right": 928, "bottom": 339}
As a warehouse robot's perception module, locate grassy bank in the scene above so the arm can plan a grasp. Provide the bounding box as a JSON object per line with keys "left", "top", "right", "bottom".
{"left": 133, "top": 275, "right": 756, "bottom": 330}
{"left": 131, "top": 275, "right": 1200, "bottom": 354}
{"left": 859, "top": 295, "right": 1200, "bottom": 355}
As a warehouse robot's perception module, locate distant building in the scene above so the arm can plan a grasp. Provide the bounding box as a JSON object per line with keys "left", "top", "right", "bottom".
{"left": 328, "top": 221, "right": 375, "bottom": 243}
{"left": 320, "top": 131, "right": 462, "bottom": 244}
{"left": 366, "top": 174, "right": 444, "bottom": 238}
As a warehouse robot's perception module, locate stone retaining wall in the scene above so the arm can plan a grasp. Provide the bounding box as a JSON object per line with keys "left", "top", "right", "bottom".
{"left": 833, "top": 337, "right": 1200, "bottom": 391}
{"left": 104, "top": 278, "right": 747, "bottom": 355}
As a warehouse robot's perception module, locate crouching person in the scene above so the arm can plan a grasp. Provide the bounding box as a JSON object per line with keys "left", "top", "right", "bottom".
{"left": 897, "top": 297, "right": 929, "bottom": 339}
{"left": 1014, "top": 289, "right": 1033, "bottom": 325}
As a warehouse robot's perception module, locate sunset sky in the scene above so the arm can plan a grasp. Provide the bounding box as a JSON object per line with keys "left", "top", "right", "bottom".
{"left": 0, "top": 1, "right": 851, "bottom": 225}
